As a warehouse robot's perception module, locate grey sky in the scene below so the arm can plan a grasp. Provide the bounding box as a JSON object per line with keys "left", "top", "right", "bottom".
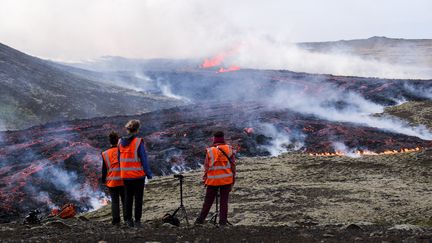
{"left": 0, "top": 0, "right": 431, "bottom": 61}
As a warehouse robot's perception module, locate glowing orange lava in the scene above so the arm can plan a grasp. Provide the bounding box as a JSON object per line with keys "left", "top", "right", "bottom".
{"left": 218, "top": 65, "right": 241, "bottom": 73}
{"left": 200, "top": 46, "right": 241, "bottom": 69}
{"left": 309, "top": 147, "right": 421, "bottom": 157}
{"left": 100, "top": 198, "right": 109, "bottom": 206}
{"left": 201, "top": 54, "right": 225, "bottom": 68}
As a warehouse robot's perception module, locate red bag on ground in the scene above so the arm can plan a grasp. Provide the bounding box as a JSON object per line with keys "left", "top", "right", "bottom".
{"left": 58, "top": 203, "right": 76, "bottom": 219}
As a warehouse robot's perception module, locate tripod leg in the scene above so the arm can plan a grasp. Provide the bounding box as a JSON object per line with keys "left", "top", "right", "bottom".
{"left": 172, "top": 207, "right": 180, "bottom": 217}
{"left": 181, "top": 206, "right": 189, "bottom": 226}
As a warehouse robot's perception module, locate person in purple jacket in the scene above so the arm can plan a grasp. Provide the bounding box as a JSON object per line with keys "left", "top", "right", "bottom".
{"left": 118, "top": 119, "right": 153, "bottom": 228}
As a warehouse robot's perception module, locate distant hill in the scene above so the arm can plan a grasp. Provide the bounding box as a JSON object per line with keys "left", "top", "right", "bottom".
{"left": 0, "top": 43, "right": 180, "bottom": 130}
{"left": 298, "top": 36, "right": 432, "bottom": 67}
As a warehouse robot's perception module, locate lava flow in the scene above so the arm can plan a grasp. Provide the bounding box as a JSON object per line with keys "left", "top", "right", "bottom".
{"left": 309, "top": 147, "right": 422, "bottom": 157}
{"left": 1, "top": 102, "right": 431, "bottom": 222}
{"left": 2, "top": 66, "right": 432, "bottom": 222}
{"left": 200, "top": 46, "right": 241, "bottom": 69}
{"left": 218, "top": 65, "right": 241, "bottom": 73}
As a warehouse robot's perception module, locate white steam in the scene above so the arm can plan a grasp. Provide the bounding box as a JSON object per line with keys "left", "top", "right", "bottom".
{"left": 231, "top": 37, "right": 432, "bottom": 79}
{"left": 258, "top": 123, "right": 304, "bottom": 157}
{"left": 157, "top": 81, "right": 191, "bottom": 102}
{"left": 403, "top": 82, "right": 432, "bottom": 99}
{"left": 37, "top": 165, "right": 106, "bottom": 211}
{"left": 332, "top": 142, "right": 361, "bottom": 158}
{"left": 268, "top": 83, "right": 432, "bottom": 140}
{"left": 2, "top": 0, "right": 432, "bottom": 79}
{"left": 26, "top": 186, "right": 58, "bottom": 209}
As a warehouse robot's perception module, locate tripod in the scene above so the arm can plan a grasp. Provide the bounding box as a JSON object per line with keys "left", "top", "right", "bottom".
{"left": 172, "top": 174, "right": 189, "bottom": 225}
{"left": 208, "top": 187, "right": 233, "bottom": 226}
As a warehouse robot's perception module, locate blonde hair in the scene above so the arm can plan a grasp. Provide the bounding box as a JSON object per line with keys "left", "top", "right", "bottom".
{"left": 125, "top": 119, "right": 140, "bottom": 133}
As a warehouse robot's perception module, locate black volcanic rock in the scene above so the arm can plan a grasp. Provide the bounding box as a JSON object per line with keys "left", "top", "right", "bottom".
{"left": 0, "top": 43, "right": 180, "bottom": 130}
{"left": 0, "top": 103, "right": 431, "bottom": 221}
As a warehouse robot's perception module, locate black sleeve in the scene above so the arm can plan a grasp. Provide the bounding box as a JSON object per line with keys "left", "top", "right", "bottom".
{"left": 101, "top": 155, "right": 107, "bottom": 184}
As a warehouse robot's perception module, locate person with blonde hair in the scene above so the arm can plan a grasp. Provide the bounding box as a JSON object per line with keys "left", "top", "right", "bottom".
{"left": 118, "top": 119, "right": 153, "bottom": 227}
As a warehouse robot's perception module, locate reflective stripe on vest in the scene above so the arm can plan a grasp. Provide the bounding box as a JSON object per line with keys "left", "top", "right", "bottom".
{"left": 102, "top": 147, "right": 124, "bottom": 187}
{"left": 205, "top": 144, "right": 234, "bottom": 186}
{"left": 208, "top": 164, "right": 231, "bottom": 171}
{"left": 118, "top": 137, "right": 146, "bottom": 179}
{"left": 119, "top": 137, "right": 140, "bottom": 163}
{"left": 207, "top": 173, "right": 233, "bottom": 179}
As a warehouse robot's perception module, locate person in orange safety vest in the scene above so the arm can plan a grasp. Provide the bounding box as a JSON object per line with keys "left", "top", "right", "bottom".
{"left": 118, "top": 119, "right": 153, "bottom": 228}
{"left": 101, "top": 131, "right": 126, "bottom": 226}
{"left": 195, "top": 131, "right": 236, "bottom": 226}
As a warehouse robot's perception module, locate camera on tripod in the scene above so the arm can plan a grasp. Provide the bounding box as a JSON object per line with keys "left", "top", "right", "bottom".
{"left": 162, "top": 173, "right": 189, "bottom": 226}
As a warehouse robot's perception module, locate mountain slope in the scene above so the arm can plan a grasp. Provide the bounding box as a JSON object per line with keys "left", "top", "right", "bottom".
{"left": 0, "top": 43, "right": 180, "bottom": 130}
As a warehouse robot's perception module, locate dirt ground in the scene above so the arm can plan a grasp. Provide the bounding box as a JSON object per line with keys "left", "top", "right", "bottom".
{"left": 1, "top": 150, "right": 432, "bottom": 242}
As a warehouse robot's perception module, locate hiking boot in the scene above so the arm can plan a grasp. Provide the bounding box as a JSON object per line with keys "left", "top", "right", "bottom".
{"left": 126, "top": 220, "right": 134, "bottom": 228}
{"left": 219, "top": 221, "right": 233, "bottom": 228}
{"left": 134, "top": 221, "right": 142, "bottom": 228}
{"left": 194, "top": 218, "right": 204, "bottom": 225}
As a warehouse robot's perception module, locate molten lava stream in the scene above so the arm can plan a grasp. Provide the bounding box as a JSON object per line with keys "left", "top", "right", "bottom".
{"left": 309, "top": 147, "right": 422, "bottom": 157}
{"left": 218, "top": 65, "right": 241, "bottom": 73}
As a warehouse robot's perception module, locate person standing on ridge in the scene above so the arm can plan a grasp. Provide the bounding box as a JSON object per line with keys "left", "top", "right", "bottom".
{"left": 118, "top": 120, "right": 153, "bottom": 228}
{"left": 101, "top": 131, "right": 125, "bottom": 226}
{"left": 195, "top": 131, "right": 236, "bottom": 226}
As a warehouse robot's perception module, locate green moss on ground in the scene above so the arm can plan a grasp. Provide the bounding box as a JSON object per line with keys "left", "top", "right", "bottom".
{"left": 383, "top": 101, "right": 432, "bottom": 129}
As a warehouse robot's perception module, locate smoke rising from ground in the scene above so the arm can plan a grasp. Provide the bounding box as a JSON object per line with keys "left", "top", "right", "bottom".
{"left": 267, "top": 81, "right": 432, "bottom": 140}
{"left": 258, "top": 123, "right": 305, "bottom": 157}
{"left": 136, "top": 70, "right": 432, "bottom": 141}
{"left": 2, "top": 0, "right": 432, "bottom": 79}
{"left": 332, "top": 142, "right": 361, "bottom": 158}
{"left": 231, "top": 37, "right": 432, "bottom": 79}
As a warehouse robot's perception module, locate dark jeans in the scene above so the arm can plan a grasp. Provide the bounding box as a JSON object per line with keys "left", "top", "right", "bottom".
{"left": 197, "top": 184, "right": 231, "bottom": 224}
{"left": 108, "top": 186, "right": 126, "bottom": 225}
{"left": 124, "top": 179, "right": 145, "bottom": 223}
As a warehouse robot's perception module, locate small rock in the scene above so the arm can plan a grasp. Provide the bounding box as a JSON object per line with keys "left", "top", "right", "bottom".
{"left": 295, "top": 218, "right": 319, "bottom": 227}
{"left": 323, "top": 233, "right": 334, "bottom": 238}
{"left": 30, "top": 226, "right": 45, "bottom": 230}
{"left": 369, "top": 231, "right": 382, "bottom": 237}
{"left": 389, "top": 224, "right": 423, "bottom": 232}
{"left": 0, "top": 226, "right": 15, "bottom": 231}
{"left": 162, "top": 222, "right": 177, "bottom": 228}
{"left": 343, "top": 224, "right": 363, "bottom": 231}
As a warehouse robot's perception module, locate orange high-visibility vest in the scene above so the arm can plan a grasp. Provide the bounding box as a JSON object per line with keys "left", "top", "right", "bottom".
{"left": 118, "top": 137, "right": 146, "bottom": 179}
{"left": 102, "top": 147, "right": 124, "bottom": 187}
{"left": 205, "top": 144, "right": 234, "bottom": 186}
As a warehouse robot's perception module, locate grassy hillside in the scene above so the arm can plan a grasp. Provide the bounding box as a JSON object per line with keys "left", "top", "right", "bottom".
{"left": 86, "top": 152, "right": 432, "bottom": 226}
{"left": 384, "top": 101, "right": 432, "bottom": 129}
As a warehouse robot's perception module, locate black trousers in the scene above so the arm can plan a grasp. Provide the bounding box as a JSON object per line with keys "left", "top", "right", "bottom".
{"left": 108, "top": 186, "right": 126, "bottom": 224}
{"left": 124, "top": 179, "right": 145, "bottom": 222}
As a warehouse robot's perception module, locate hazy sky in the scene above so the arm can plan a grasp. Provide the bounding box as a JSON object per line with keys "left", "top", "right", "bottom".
{"left": 0, "top": 0, "right": 431, "bottom": 61}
